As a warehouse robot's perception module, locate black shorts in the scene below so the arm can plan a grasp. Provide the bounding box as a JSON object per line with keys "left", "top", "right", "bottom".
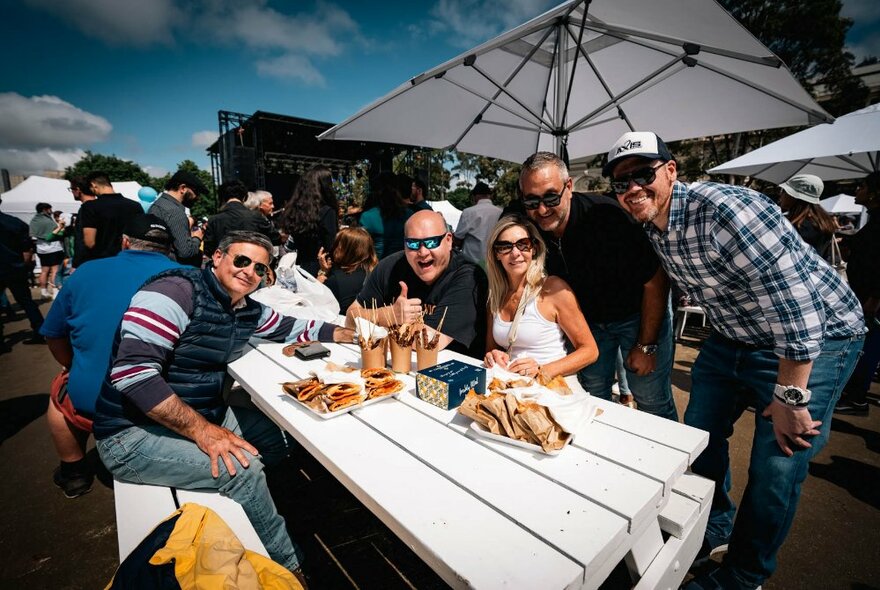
{"left": 37, "top": 251, "right": 65, "bottom": 267}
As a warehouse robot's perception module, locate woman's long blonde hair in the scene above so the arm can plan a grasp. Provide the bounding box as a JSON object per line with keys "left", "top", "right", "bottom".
{"left": 486, "top": 215, "right": 547, "bottom": 315}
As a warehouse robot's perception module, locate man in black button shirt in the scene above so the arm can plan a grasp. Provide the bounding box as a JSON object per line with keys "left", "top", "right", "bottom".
{"left": 520, "top": 152, "right": 677, "bottom": 420}
{"left": 203, "top": 180, "right": 279, "bottom": 256}
{"left": 78, "top": 171, "right": 143, "bottom": 263}
{"left": 347, "top": 210, "right": 488, "bottom": 357}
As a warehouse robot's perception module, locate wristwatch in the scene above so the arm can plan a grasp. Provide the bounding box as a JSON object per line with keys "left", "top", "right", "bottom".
{"left": 773, "top": 384, "right": 811, "bottom": 407}
{"left": 633, "top": 342, "right": 659, "bottom": 356}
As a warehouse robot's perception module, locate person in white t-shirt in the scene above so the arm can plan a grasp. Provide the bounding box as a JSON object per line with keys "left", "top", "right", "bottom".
{"left": 453, "top": 182, "right": 502, "bottom": 266}
{"left": 484, "top": 214, "right": 597, "bottom": 379}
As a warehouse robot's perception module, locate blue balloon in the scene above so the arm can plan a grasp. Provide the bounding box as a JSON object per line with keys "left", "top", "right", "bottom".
{"left": 138, "top": 186, "right": 158, "bottom": 202}
{"left": 137, "top": 187, "right": 158, "bottom": 212}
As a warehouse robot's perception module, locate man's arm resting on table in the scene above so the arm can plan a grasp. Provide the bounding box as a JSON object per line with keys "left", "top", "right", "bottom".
{"left": 762, "top": 358, "right": 819, "bottom": 457}
{"left": 146, "top": 394, "right": 258, "bottom": 478}
{"left": 627, "top": 266, "right": 670, "bottom": 376}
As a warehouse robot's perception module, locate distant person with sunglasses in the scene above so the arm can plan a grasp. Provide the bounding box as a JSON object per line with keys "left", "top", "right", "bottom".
{"left": 347, "top": 210, "right": 488, "bottom": 357}
{"left": 605, "top": 131, "right": 864, "bottom": 590}
{"left": 484, "top": 215, "right": 597, "bottom": 380}
{"left": 519, "top": 151, "right": 678, "bottom": 421}
{"left": 94, "top": 230, "right": 355, "bottom": 583}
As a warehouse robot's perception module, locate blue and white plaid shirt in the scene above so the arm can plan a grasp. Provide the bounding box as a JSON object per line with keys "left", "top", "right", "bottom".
{"left": 645, "top": 181, "right": 864, "bottom": 361}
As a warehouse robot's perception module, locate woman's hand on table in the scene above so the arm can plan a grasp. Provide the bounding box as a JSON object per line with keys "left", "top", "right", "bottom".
{"left": 484, "top": 349, "right": 510, "bottom": 369}
{"left": 507, "top": 356, "right": 541, "bottom": 378}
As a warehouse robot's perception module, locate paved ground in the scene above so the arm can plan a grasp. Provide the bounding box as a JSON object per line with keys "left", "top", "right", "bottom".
{"left": 1, "top": 297, "right": 878, "bottom": 589}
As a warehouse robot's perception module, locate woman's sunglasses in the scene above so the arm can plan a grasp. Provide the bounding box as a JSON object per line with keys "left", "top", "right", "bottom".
{"left": 610, "top": 162, "right": 665, "bottom": 194}
{"left": 404, "top": 233, "right": 447, "bottom": 251}
{"left": 231, "top": 253, "right": 269, "bottom": 277}
{"left": 493, "top": 238, "right": 534, "bottom": 254}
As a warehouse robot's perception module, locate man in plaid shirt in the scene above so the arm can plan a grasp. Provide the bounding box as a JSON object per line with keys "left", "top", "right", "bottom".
{"left": 604, "top": 131, "right": 865, "bottom": 590}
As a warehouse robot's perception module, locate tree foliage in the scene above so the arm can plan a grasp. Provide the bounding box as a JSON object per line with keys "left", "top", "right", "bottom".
{"left": 63, "top": 151, "right": 152, "bottom": 186}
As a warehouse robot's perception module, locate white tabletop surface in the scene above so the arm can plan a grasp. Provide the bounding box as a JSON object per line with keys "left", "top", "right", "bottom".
{"left": 229, "top": 341, "right": 710, "bottom": 589}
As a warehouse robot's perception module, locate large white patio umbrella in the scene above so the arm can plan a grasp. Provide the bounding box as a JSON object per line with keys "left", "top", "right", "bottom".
{"left": 709, "top": 103, "right": 880, "bottom": 183}
{"left": 320, "top": 0, "right": 830, "bottom": 164}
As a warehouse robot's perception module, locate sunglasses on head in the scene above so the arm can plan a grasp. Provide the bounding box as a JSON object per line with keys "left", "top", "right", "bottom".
{"left": 231, "top": 253, "right": 269, "bottom": 277}
{"left": 404, "top": 233, "right": 447, "bottom": 251}
{"left": 521, "top": 187, "right": 565, "bottom": 210}
{"left": 610, "top": 162, "right": 665, "bottom": 194}
{"left": 493, "top": 238, "right": 534, "bottom": 254}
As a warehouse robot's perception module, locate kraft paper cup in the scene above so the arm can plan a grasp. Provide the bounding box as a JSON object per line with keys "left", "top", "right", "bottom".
{"left": 415, "top": 345, "right": 438, "bottom": 371}
{"left": 360, "top": 338, "right": 387, "bottom": 369}
{"left": 389, "top": 339, "right": 413, "bottom": 373}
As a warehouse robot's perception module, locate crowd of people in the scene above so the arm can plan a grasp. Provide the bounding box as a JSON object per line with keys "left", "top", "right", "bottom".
{"left": 0, "top": 129, "right": 878, "bottom": 590}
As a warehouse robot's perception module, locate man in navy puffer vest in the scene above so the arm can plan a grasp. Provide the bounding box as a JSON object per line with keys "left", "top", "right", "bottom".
{"left": 95, "top": 230, "right": 354, "bottom": 583}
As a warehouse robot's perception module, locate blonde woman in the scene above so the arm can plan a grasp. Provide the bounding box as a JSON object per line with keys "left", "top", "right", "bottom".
{"left": 484, "top": 215, "right": 598, "bottom": 379}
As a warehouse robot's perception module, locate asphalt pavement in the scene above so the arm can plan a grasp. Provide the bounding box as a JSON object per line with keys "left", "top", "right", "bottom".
{"left": 1, "top": 296, "right": 878, "bottom": 589}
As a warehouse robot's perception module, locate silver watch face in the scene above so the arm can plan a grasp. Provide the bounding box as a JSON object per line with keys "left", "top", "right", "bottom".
{"left": 783, "top": 388, "right": 805, "bottom": 405}
{"left": 641, "top": 344, "right": 658, "bottom": 355}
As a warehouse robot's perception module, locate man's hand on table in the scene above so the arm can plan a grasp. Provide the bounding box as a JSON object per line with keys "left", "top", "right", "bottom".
{"left": 194, "top": 423, "right": 259, "bottom": 478}
{"left": 762, "top": 399, "right": 821, "bottom": 457}
{"left": 332, "top": 326, "right": 357, "bottom": 344}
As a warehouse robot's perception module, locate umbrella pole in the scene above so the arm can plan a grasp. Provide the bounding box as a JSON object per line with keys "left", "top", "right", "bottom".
{"left": 555, "top": 18, "right": 567, "bottom": 159}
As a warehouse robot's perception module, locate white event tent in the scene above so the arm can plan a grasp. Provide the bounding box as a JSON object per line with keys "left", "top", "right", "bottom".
{"left": 0, "top": 176, "right": 143, "bottom": 224}
{"left": 430, "top": 200, "right": 462, "bottom": 230}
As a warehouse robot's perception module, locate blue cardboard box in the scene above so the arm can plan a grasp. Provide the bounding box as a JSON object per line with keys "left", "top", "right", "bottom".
{"left": 416, "top": 360, "right": 486, "bottom": 410}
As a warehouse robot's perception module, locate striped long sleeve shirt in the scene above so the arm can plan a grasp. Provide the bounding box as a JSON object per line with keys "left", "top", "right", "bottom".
{"left": 109, "top": 275, "right": 334, "bottom": 415}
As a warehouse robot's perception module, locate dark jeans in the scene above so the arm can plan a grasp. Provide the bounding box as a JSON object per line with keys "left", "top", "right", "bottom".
{"left": 686, "top": 332, "right": 863, "bottom": 587}
{"left": 0, "top": 270, "right": 44, "bottom": 339}
{"left": 843, "top": 321, "right": 880, "bottom": 404}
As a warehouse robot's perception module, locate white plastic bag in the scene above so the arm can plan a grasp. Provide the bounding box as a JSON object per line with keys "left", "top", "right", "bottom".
{"left": 250, "top": 252, "right": 340, "bottom": 321}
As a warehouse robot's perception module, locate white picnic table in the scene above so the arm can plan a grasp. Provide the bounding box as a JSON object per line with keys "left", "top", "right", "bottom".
{"left": 229, "top": 342, "right": 713, "bottom": 589}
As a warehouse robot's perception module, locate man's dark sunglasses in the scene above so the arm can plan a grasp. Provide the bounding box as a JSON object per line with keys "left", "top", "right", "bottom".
{"left": 493, "top": 238, "right": 534, "bottom": 254}
{"left": 231, "top": 253, "right": 269, "bottom": 277}
{"left": 404, "top": 233, "right": 447, "bottom": 251}
{"left": 521, "top": 189, "right": 564, "bottom": 210}
{"left": 610, "top": 162, "right": 665, "bottom": 194}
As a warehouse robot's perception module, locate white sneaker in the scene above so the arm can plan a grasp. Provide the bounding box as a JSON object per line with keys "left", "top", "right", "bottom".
{"left": 40, "top": 288, "right": 50, "bottom": 299}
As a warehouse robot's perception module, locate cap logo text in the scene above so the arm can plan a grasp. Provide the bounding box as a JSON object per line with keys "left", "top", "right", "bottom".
{"left": 616, "top": 139, "right": 642, "bottom": 154}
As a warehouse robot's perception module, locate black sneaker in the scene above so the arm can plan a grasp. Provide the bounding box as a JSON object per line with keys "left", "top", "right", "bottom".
{"left": 834, "top": 399, "right": 869, "bottom": 416}
{"left": 53, "top": 467, "right": 94, "bottom": 499}
{"left": 691, "top": 539, "right": 729, "bottom": 569}
{"left": 23, "top": 334, "right": 46, "bottom": 345}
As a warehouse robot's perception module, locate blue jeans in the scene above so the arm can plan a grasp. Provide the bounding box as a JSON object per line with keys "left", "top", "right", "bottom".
{"left": 686, "top": 332, "right": 863, "bottom": 588}
{"left": 577, "top": 307, "right": 678, "bottom": 421}
{"left": 97, "top": 405, "right": 302, "bottom": 570}
{"left": 843, "top": 320, "right": 880, "bottom": 403}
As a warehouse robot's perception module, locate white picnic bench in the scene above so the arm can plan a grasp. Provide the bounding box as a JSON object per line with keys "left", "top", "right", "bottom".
{"left": 113, "top": 479, "right": 268, "bottom": 561}
{"left": 227, "top": 342, "right": 713, "bottom": 589}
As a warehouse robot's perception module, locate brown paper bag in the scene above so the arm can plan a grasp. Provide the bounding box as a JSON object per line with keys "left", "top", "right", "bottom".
{"left": 389, "top": 338, "right": 412, "bottom": 373}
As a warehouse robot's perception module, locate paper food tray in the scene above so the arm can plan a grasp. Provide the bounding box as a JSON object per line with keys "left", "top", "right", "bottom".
{"left": 467, "top": 421, "right": 572, "bottom": 456}
{"left": 287, "top": 391, "right": 401, "bottom": 420}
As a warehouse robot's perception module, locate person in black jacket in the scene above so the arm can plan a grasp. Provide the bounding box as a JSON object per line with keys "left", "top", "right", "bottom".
{"left": 203, "top": 181, "right": 280, "bottom": 256}
{"left": 279, "top": 165, "right": 339, "bottom": 277}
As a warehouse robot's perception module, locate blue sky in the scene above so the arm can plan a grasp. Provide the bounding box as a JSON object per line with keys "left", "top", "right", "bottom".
{"left": 2, "top": 0, "right": 877, "bottom": 179}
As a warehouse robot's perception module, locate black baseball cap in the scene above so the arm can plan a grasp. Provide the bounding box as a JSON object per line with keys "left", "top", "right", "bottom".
{"left": 123, "top": 214, "right": 171, "bottom": 244}
{"left": 167, "top": 170, "right": 209, "bottom": 196}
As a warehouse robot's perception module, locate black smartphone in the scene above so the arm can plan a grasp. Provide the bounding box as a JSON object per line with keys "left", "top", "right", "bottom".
{"left": 294, "top": 342, "right": 331, "bottom": 360}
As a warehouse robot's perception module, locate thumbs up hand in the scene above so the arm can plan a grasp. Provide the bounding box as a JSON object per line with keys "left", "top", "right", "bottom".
{"left": 393, "top": 281, "right": 422, "bottom": 324}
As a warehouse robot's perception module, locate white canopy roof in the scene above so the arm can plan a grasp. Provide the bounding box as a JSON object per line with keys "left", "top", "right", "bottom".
{"left": 0, "top": 176, "right": 143, "bottom": 223}
{"left": 709, "top": 103, "right": 880, "bottom": 182}
{"left": 430, "top": 200, "right": 462, "bottom": 230}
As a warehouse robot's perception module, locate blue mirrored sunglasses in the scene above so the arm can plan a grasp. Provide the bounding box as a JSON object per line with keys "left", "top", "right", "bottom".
{"left": 404, "top": 233, "right": 447, "bottom": 251}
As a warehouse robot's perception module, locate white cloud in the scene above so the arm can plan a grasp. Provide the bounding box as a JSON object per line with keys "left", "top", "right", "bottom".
{"left": 143, "top": 165, "right": 169, "bottom": 178}
{"left": 256, "top": 55, "right": 326, "bottom": 86}
{"left": 428, "top": 0, "right": 557, "bottom": 48}
{"left": 23, "top": 0, "right": 181, "bottom": 46}
{"left": 0, "top": 93, "right": 112, "bottom": 150}
{"left": 0, "top": 148, "right": 86, "bottom": 175}
{"left": 191, "top": 130, "right": 219, "bottom": 148}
